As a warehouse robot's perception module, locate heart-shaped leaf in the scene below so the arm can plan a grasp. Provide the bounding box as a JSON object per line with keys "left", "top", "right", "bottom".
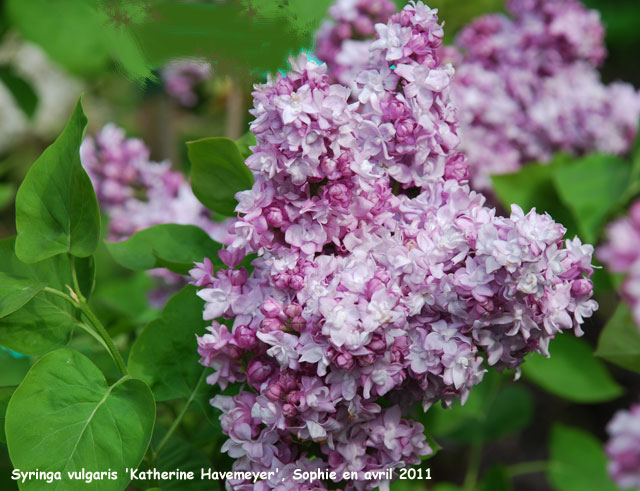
{"left": 547, "top": 424, "right": 619, "bottom": 491}
{"left": 522, "top": 335, "right": 622, "bottom": 403}
{"left": 595, "top": 304, "right": 640, "bottom": 374}
{"left": 129, "top": 286, "right": 212, "bottom": 417}
{"left": 187, "top": 137, "right": 254, "bottom": 216}
{"left": 0, "top": 238, "right": 80, "bottom": 356}
{"left": 106, "top": 224, "right": 222, "bottom": 275}
{"left": 0, "top": 272, "right": 44, "bottom": 319}
{"left": 6, "top": 349, "right": 155, "bottom": 490}
{"left": 15, "top": 98, "right": 100, "bottom": 263}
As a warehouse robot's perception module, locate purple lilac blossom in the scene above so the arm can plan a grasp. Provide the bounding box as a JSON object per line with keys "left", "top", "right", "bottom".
{"left": 605, "top": 404, "right": 640, "bottom": 489}
{"left": 315, "top": 0, "right": 396, "bottom": 91}
{"left": 192, "top": 3, "right": 597, "bottom": 489}
{"left": 317, "top": 0, "right": 640, "bottom": 191}
{"left": 162, "top": 59, "right": 212, "bottom": 107}
{"left": 450, "top": 0, "right": 640, "bottom": 189}
{"left": 598, "top": 200, "right": 640, "bottom": 328}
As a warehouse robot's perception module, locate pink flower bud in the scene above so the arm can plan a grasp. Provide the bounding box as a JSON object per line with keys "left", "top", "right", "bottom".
{"left": 265, "top": 383, "right": 284, "bottom": 401}
{"left": 234, "top": 325, "right": 258, "bottom": 350}
{"left": 335, "top": 352, "right": 355, "bottom": 370}
{"left": 261, "top": 298, "right": 283, "bottom": 318}
{"left": 284, "top": 303, "right": 303, "bottom": 318}
{"left": 260, "top": 317, "right": 282, "bottom": 332}
{"left": 282, "top": 403, "right": 297, "bottom": 418}
{"left": 246, "top": 358, "right": 274, "bottom": 386}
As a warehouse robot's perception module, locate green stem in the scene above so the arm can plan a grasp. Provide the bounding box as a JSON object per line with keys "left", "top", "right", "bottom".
{"left": 43, "top": 286, "right": 76, "bottom": 304}
{"left": 463, "top": 442, "right": 483, "bottom": 491}
{"left": 44, "top": 285, "right": 127, "bottom": 376}
{"left": 152, "top": 369, "right": 207, "bottom": 462}
{"left": 77, "top": 303, "right": 128, "bottom": 376}
{"left": 70, "top": 256, "right": 86, "bottom": 303}
{"left": 75, "top": 322, "right": 110, "bottom": 352}
{"left": 507, "top": 460, "right": 548, "bottom": 478}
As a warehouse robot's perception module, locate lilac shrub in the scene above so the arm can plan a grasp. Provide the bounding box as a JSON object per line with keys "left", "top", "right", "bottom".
{"left": 598, "top": 200, "right": 640, "bottom": 328}
{"left": 449, "top": 0, "right": 640, "bottom": 189}
{"left": 162, "top": 59, "right": 212, "bottom": 107}
{"left": 606, "top": 404, "right": 640, "bottom": 489}
{"left": 80, "top": 123, "right": 222, "bottom": 241}
{"left": 318, "top": 0, "right": 640, "bottom": 191}
{"left": 80, "top": 124, "right": 230, "bottom": 301}
{"left": 193, "top": 3, "right": 597, "bottom": 489}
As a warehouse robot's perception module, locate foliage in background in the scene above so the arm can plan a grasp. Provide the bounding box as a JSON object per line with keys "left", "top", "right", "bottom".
{"left": 0, "top": 0, "right": 639, "bottom": 490}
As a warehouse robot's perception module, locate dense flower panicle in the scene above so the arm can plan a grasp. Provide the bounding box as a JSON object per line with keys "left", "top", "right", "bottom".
{"left": 193, "top": 3, "right": 597, "bottom": 489}
{"left": 315, "top": 0, "right": 396, "bottom": 89}
{"left": 598, "top": 200, "right": 640, "bottom": 328}
{"left": 606, "top": 404, "right": 640, "bottom": 489}
{"left": 317, "top": 0, "right": 640, "bottom": 191}
{"left": 449, "top": 0, "right": 640, "bottom": 189}
{"left": 162, "top": 59, "right": 212, "bottom": 107}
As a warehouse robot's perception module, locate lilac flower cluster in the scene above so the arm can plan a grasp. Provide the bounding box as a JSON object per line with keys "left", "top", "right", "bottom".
{"left": 80, "top": 124, "right": 223, "bottom": 242}
{"left": 606, "top": 404, "right": 640, "bottom": 489}
{"left": 315, "top": 0, "right": 396, "bottom": 90}
{"left": 317, "top": 0, "right": 640, "bottom": 191}
{"left": 598, "top": 200, "right": 640, "bottom": 328}
{"left": 193, "top": 3, "right": 597, "bottom": 489}
{"left": 162, "top": 59, "right": 212, "bottom": 107}
{"left": 449, "top": 0, "right": 640, "bottom": 189}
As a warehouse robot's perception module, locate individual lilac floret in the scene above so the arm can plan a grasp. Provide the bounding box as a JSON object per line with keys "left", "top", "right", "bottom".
{"left": 606, "top": 404, "right": 640, "bottom": 490}
{"left": 598, "top": 200, "right": 640, "bottom": 328}
{"left": 449, "top": 0, "right": 640, "bottom": 189}
{"left": 162, "top": 59, "right": 212, "bottom": 107}
{"left": 315, "top": 0, "right": 396, "bottom": 90}
{"left": 193, "top": 3, "right": 597, "bottom": 489}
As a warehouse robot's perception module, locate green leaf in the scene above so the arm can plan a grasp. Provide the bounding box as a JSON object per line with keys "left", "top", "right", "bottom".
{"left": 15, "top": 98, "right": 101, "bottom": 263}
{"left": 106, "top": 224, "right": 222, "bottom": 275}
{"left": 0, "top": 272, "right": 44, "bottom": 318}
{"left": 424, "top": 372, "right": 533, "bottom": 443}
{"left": 75, "top": 255, "right": 96, "bottom": 300}
{"left": 547, "top": 424, "right": 619, "bottom": 491}
{"left": 479, "top": 465, "right": 512, "bottom": 491}
{"left": 5, "top": 349, "right": 155, "bottom": 490}
{"left": 0, "top": 65, "right": 38, "bottom": 119}
{"left": 93, "top": 272, "right": 155, "bottom": 321}
{"left": 155, "top": 435, "right": 211, "bottom": 491}
{"left": 0, "top": 386, "right": 16, "bottom": 443}
{"left": 595, "top": 303, "right": 640, "bottom": 374}
{"left": 0, "top": 350, "right": 31, "bottom": 386}
{"left": 187, "top": 137, "right": 254, "bottom": 216}
{"left": 129, "top": 286, "right": 210, "bottom": 407}
{"left": 552, "top": 153, "right": 630, "bottom": 243}
{"left": 6, "top": 0, "right": 150, "bottom": 80}
{"left": 0, "top": 238, "right": 78, "bottom": 356}
{"left": 490, "top": 155, "right": 579, "bottom": 238}
{"left": 522, "top": 334, "right": 623, "bottom": 403}
{"left": 235, "top": 132, "right": 257, "bottom": 160}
